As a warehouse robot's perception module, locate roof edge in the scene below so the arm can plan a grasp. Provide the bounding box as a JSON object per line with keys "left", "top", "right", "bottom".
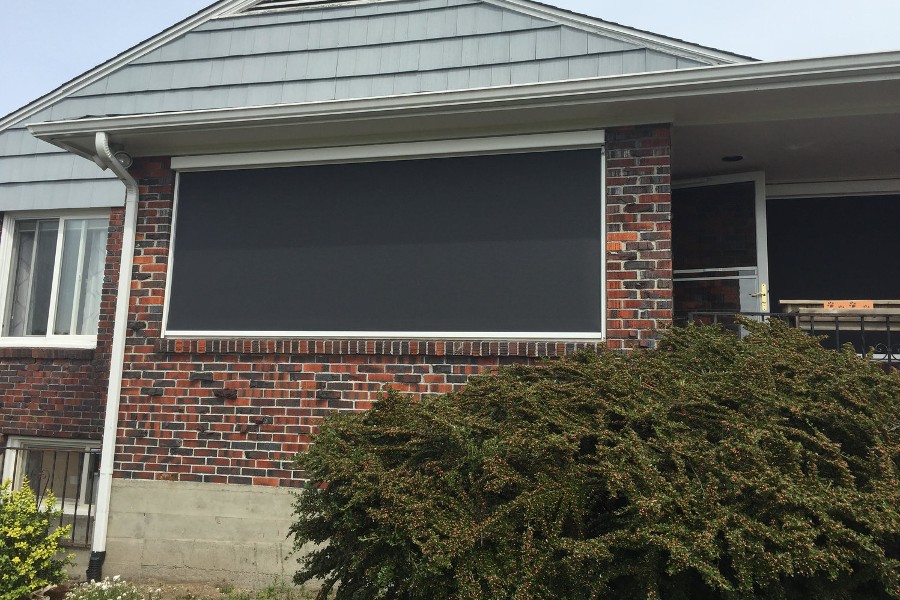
{"left": 29, "top": 50, "right": 900, "bottom": 145}
{"left": 0, "top": 0, "right": 244, "bottom": 132}
{"left": 2, "top": 0, "right": 753, "bottom": 135}
{"left": 483, "top": 0, "right": 754, "bottom": 64}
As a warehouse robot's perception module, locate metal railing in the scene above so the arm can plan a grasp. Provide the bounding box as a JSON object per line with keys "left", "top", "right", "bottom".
{"left": 685, "top": 311, "right": 899, "bottom": 368}
{"left": 0, "top": 445, "right": 99, "bottom": 547}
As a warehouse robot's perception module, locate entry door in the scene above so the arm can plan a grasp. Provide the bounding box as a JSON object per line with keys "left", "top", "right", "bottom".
{"left": 672, "top": 173, "right": 769, "bottom": 323}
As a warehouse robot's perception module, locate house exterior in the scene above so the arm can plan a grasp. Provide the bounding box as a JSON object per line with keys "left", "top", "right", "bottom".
{"left": 1, "top": 0, "right": 898, "bottom": 585}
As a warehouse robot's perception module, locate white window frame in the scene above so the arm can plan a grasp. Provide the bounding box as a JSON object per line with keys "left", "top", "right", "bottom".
{"left": 0, "top": 210, "right": 109, "bottom": 349}
{"left": 1, "top": 436, "right": 101, "bottom": 515}
{"left": 166, "top": 130, "right": 608, "bottom": 341}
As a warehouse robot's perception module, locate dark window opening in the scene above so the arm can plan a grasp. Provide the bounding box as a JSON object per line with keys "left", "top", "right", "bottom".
{"left": 767, "top": 194, "right": 900, "bottom": 310}
{"left": 168, "top": 150, "right": 604, "bottom": 335}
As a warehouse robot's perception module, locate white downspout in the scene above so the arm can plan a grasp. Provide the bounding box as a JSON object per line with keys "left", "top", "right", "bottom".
{"left": 88, "top": 132, "right": 139, "bottom": 581}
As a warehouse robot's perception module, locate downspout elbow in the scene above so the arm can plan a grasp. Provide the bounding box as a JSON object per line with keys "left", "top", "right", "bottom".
{"left": 95, "top": 133, "right": 138, "bottom": 196}
{"left": 88, "top": 132, "right": 140, "bottom": 581}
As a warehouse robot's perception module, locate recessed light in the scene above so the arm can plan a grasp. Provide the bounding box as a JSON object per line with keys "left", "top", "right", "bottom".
{"left": 722, "top": 155, "right": 744, "bottom": 163}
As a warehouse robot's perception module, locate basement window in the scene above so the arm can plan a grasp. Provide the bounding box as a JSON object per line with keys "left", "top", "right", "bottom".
{"left": 0, "top": 212, "right": 108, "bottom": 348}
{"left": 1, "top": 437, "right": 100, "bottom": 548}
{"left": 1, "top": 437, "right": 100, "bottom": 513}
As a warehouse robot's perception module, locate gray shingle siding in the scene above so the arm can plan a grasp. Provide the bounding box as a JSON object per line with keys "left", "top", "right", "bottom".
{"left": 0, "top": 0, "right": 726, "bottom": 211}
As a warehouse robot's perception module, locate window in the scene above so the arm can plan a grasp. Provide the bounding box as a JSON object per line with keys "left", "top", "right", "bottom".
{"left": 0, "top": 213, "right": 108, "bottom": 347}
{"left": 1, "top": 437, "right": 100, "bottom": 510}
{"left": 1, "top": 437, "right": 100, "bottom": 547}
{"left": 167, "top": 148, "right": 606, "bottom": 339}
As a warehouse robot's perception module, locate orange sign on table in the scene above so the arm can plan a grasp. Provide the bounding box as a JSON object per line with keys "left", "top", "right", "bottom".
{"left": 823, "top": 301, "right": 875, "bottom": 310}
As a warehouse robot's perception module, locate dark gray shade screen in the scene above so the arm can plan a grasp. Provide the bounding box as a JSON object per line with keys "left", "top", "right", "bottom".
{"left": 168, "top": 149, "right": 603, "bottom": 333}
{"left": 767, "top": 195, "right": 900, "bottom": 309}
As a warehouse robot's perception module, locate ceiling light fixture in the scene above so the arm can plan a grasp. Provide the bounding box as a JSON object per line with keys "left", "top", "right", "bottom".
{"left": 113, "top": 151, "right": 133, "bottom": 169}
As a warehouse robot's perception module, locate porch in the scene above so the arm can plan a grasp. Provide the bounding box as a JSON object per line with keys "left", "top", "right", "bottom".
{"left": 686, "top": 306, "right": 900, "bottom": 369}
{"left": 670, "top": 101, "right": 900, "bottom": 366}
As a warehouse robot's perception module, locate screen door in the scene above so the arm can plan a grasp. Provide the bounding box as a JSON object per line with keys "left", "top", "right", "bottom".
{"left": 672, "top": 173, "right": 769, "bottom": 324}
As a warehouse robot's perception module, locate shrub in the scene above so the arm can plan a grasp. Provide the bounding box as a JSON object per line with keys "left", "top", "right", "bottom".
{"left": 64, "top": 577, "right": 160, "bottom": 600}
{"left": 0, "top": 479, "right": 72, "bottom": 600}
{"left": 290, "top": 321, "right": 900, "bottom": 600}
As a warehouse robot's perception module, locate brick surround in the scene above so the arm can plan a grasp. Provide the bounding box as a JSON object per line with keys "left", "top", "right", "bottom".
{"left": 1, "top": 124, "right": 672, "bottom": 484}
{"left": 605, "top": 125, "right": 673, "bottom": 349}
{"left": 0, "top": 209, "right": 123, "bottom": 445}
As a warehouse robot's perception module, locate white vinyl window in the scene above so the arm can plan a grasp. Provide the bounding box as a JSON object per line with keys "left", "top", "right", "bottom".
{"left": 0, "top": 212, "right": 108, "bottom": 347}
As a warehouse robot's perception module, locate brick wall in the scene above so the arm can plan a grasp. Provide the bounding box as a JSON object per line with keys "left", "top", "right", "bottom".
{"left": 113, "top": 128, "right": 672, "bottom": 486}
{"left": 0, "top": 208, "right": 123, "bottom": 445}
{"left": 605, "top": 125, "right": 673, "bottom": 349}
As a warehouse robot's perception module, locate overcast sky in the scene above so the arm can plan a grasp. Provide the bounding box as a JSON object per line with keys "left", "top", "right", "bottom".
{"left": 3, "top": 0, "right": 900, "bottom": 118}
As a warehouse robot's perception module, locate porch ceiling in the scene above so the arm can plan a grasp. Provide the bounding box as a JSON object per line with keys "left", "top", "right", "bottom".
{"left": 673, "top": 112, "right": 900, "bottom": 184}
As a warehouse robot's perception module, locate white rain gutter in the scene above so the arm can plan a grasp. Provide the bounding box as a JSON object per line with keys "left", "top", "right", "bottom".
{"left": 28, "top": 49, "right": 900, "bottom": 144}
{"left": 87, "top": 131, "right": 139, "bottom": 581}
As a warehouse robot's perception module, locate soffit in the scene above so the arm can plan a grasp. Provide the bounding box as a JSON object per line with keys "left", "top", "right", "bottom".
{"left": 674, "top": 112, "right": 900, "bottom": 184}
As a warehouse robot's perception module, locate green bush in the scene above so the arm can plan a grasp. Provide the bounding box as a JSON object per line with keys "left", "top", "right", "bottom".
{"left": 0, "top": 479, "right": 71, "bottom": 600}
{"left": 290, "top": 321, "right": 900, "bottom": 600}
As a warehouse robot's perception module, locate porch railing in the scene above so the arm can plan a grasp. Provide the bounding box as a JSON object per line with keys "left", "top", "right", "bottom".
{"left": 685, "top": 311, "right": 899, "bottom": 368}
{"left": 0, "top": 445, "right": 99, "bottom": 548}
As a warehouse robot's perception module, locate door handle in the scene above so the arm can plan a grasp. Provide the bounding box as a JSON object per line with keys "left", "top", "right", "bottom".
{"left": 750, "top": 284, "right": 768, "bottom": 311}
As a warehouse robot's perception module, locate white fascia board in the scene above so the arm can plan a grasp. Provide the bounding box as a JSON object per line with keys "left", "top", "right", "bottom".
{"left": 0, "top": 0, "right": 247, "bottom": 133}
{"left": 218, "top": 0, "right": 261, "bottom": 16}
{"left": 172, "top": 130, "right": 604, "bottom": 171}
{"left": 483, "top": 0, "right": 751, "bottom": 65}
{"left": 28, "top": 51, "right": 900, "bottom": 144}
{"left": 219, "top": 0, "right": 400, "bottom": 17}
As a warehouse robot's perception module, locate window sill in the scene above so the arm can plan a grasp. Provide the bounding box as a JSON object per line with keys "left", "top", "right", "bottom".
{"left": 0, "top": 336, "right": 97, "bottom": 349}
{"left": 0, "top": 339, "right": 96, "bottom": 360}
{"left": 156, "top": 337, "right": 606, "bottom": 358}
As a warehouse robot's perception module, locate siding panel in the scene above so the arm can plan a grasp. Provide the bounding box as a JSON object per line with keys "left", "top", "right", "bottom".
{"left": 0, "top": 179, "right": 122, "bottom": 211}
{"left": 2, "top": 0, "right": 724, "bottom": 211}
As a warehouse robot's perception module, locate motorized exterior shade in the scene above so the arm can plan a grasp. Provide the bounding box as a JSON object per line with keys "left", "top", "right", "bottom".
{"left": 166, "top": 149, "right": 604, "bottom": 336}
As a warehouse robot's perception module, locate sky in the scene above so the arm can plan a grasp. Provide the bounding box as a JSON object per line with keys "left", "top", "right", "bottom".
{"left": 2, "top": 0, "right": 900, "bottom": 118}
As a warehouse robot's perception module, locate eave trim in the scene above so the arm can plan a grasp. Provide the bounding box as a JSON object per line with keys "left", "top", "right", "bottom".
{"left": 28, "top": 51, "right": 900, "bottom": 145}
{"left": 0, "top": 0, "right": 248, "bottom": 133}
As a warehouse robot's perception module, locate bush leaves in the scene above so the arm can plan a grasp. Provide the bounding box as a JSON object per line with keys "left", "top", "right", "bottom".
{"left": 290, "top": 321, "right": 900, "bottom": 600}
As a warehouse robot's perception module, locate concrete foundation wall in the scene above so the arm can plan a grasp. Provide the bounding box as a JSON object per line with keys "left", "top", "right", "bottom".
{"left": 64, "top": 547, "right": 91, "bottom": 583}
{"left": 104, "top": 479, "right": 300, "bottom": 586}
